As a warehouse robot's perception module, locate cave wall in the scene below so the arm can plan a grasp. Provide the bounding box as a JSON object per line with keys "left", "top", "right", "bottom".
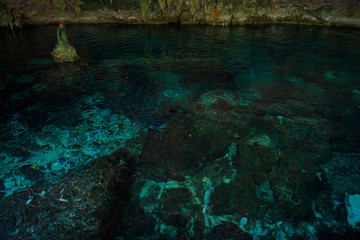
{"left": 1, "top": 0, "right": 360, "bottom": 27}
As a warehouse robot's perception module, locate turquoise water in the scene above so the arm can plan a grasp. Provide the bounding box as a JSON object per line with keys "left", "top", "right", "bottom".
{"left": 1, "top": 24, "right": 360, "bottom": 239}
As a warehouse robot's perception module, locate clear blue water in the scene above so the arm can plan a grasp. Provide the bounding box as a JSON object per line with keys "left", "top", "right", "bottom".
{"left": 1, "top": 24, "right": 360, "bottom": 239}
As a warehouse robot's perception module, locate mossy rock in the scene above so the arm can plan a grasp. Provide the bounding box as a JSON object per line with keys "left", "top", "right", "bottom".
{"left": 51, "top": 43, "right": 80, "bottom": 63}
{"left": 51, "top": 26, "right": 79, "bottom": 63}
{"left": 81, "top": 0, "right": 140, "bottom": 10}
{"left": 311, "top": 5, "right": 336, "bottom": 17}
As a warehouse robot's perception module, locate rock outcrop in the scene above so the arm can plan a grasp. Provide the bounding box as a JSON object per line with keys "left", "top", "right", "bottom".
{"left": 0, "top": 2, "right": 22, "bottom": 29}
{"left": 51, "top": 23, "right": 80, "bottom": 63}
{"left": 1, "top": 0, "right": 360, "bottom": 27}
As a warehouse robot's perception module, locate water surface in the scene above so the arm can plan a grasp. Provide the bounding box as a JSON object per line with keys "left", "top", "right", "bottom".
{"left": 1, "top": 24, "right": 360, "bottom": 239}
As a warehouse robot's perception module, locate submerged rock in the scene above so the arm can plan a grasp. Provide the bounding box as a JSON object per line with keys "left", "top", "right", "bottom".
{"left": 321, "top": 153, "right": 360, "bottom": 194}
{"left": 0, "top": 149, "right": 136, "bottom": 240}
{"left": 249, "top": 135, "right": 272, "bottom": 147}
{"left": 346, "top": 193, "right": 360, "bottom": 229}
{"left": 51, "top": 23, "right": 79, "bottom": 63}
{"left": 256, "top": 179, "right": 275, "bottom": 204}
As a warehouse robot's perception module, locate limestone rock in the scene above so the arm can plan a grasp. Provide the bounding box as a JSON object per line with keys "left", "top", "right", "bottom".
{"left": 51, "top": 24, "right": 79, "bottom": 63}
{"left": 345, "top": 193, "right": 360, "bottom": 228}
{"left": 249, "top": 135, "right": 272, "bottom": 147}
{"left": 2, "top": 0, "right": 360, "bottom": 27}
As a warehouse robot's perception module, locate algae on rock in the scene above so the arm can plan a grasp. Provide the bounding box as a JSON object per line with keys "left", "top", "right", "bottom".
{"left": 51, "top": 24, "right": 80, "bottom": 63}
{"left": 0, "top": 3, "right": 23, "bottom": 29}
{"left": 139, "top": 0, "right": 150, "bottom": 18}
{"left": 2, "top": 0, "right": 360, "bottom": 26}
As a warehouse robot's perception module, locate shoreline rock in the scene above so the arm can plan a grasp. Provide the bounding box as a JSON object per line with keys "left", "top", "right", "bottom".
{"left": 1, "top": 1, "right": 360, "bottom": 28}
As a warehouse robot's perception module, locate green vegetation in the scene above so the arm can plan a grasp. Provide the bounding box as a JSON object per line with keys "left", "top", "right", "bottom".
{"left": 0, "top": 3, "right": 23, "bottom": 29}
{"left": 139, "top": 0, "right": 149, "bottom": 18}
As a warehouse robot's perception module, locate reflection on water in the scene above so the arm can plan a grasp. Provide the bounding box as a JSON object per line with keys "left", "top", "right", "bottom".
{"left": 1, "top": 24, "right": 360, "bottom": 239}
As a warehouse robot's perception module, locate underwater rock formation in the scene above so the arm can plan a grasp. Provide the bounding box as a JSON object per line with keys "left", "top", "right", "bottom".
{"left": 1, "top": 0, "right": 360, "bottom": 27}
{"left": 0, "top": 149, "right": 136, "bottom": 239}
{"left": 51, "top": 24, "right": 80, "bottom": 63}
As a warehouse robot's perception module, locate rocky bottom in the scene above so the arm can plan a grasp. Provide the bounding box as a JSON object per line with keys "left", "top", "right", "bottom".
{"left": 1, "top": 24, "right": 360, "bottom": 239}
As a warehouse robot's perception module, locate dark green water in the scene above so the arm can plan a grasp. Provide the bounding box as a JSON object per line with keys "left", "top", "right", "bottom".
{"left": 1, "top": 24, "right": 360, "bottom": 239}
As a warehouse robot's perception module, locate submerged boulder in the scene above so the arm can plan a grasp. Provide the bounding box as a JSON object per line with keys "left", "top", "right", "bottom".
{"left": 51, "top": 23, "right": 79, "bottom": 63}
{"left": 346, "top": 193, "right": 360, "bottom": 229}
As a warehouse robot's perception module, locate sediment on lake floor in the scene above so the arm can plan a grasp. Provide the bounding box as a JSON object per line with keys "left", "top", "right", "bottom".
{"left": 1, "top": 0, "right": 360, "bottom": 28}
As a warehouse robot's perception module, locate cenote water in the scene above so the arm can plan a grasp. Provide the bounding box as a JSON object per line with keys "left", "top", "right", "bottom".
{"left": 1, "top": 24, "right": 360, "bottom": 239}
